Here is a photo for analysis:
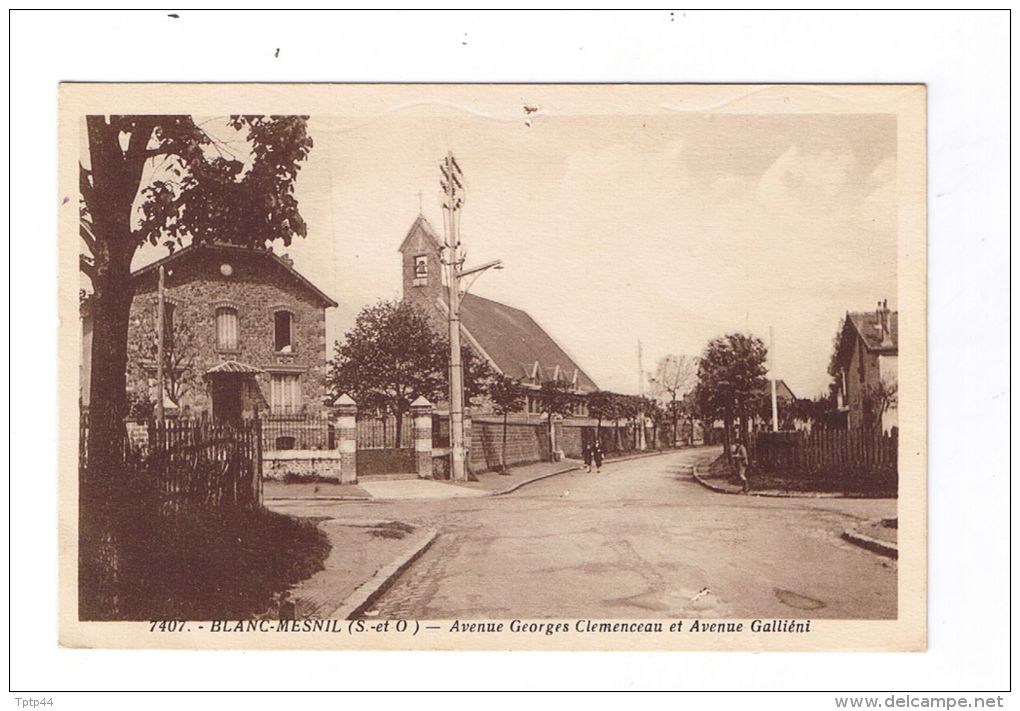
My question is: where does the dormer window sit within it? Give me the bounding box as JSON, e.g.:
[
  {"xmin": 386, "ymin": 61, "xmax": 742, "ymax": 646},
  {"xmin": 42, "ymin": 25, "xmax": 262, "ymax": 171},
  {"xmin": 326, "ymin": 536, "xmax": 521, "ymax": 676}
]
[
  {"xmin": 274, "ymin": 310, "xmax": 294, "ymax": 353},
  {"xmin": 412, "ymin": 255, "xmax": 428, "ymax": 287}
]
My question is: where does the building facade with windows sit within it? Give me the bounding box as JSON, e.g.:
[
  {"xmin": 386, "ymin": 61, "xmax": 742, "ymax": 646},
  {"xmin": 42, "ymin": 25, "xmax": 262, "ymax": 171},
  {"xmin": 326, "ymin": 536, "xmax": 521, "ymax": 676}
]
[
  {"xmin": 831, "ymin": 300, "xmax": 899, "ymax": 433},
  {"xmin": 83, "ymin": 242, "xmax": 337, "ymax": 421}
]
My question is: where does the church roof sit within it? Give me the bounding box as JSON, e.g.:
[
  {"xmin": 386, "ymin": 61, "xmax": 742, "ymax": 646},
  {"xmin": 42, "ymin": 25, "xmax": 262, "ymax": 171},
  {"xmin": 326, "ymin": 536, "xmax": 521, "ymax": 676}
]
[
  {"xmin": 458, "ymin": 293, "xmax": 598, "ymax": 392},
  {"xmin": 397, "ymin": 214, "xmax": 443, "ymax": 254}
]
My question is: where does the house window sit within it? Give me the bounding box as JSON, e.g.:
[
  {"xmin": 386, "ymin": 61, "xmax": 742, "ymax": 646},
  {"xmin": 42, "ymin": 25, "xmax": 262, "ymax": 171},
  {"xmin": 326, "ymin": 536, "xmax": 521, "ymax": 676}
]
[
  {"xmin": 215, "ymin": 307, "xmax": 239, "ymax": 352},
  {"xmin": 274, "ymin": 310, "xmax": 293, "ymax": 353},
  {"xmin": 162, "ymin": 303, "xmax": 175, "ymax": 344},
  {"xmin": 270, "ymin": 373, "xmax": 302, "ymax": 415}
]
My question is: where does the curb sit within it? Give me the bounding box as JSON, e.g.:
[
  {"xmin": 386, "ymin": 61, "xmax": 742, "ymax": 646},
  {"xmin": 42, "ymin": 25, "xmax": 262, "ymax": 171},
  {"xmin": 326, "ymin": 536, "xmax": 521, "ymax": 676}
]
[
  {"xmin": 330, "ymin": 526, "xmax": 439, "ymax": 620},
  {"xmin": 489, "ymin": 465, "xmax": 580, "ymax": 496},
  {"xmin": 690, "ymin": 467, "xmax": 890, "ymax": 500},
  {"xmin": 266, "ymin": 495, "xmax": 373, "ymax": 502},
  {"xmin": 841, "ymin": 529, "xmax": 898, "ymax": 559},
  {"xmin": 489, "ymin": 447, "xmax": 689, "ymax": 496}
]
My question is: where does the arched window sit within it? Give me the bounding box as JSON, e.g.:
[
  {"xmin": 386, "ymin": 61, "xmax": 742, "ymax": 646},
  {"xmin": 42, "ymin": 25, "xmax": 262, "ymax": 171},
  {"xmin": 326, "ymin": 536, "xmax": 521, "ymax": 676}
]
[{"xmin": 215, "ymin": 307, "xmax": 239, "ymax": 352}]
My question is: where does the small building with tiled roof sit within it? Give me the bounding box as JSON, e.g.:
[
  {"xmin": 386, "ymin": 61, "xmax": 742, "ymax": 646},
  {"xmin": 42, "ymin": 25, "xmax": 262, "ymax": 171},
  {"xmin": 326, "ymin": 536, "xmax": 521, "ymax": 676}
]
[
  {"xmin": 399, "ymin": 214, "xmax": 598, "ymax": 415},
  {"xmin": 82, "ymin": 243, "xmax": 336, "ymax": 425},
  {"xmin": 831, "ymin": 299, "xmax": 898, "ymax": 432}
]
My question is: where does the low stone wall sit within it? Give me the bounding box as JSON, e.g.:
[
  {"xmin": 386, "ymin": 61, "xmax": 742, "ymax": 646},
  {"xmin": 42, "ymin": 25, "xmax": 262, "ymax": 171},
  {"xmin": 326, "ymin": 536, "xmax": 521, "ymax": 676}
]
[{"xmin": 262, "ymin": 450, "xmax": 347, "ymax": 482}]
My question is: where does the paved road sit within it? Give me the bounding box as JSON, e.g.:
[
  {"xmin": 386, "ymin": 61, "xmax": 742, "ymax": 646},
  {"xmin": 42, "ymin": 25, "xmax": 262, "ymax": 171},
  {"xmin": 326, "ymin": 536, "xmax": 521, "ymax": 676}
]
[{"xmin": 272, "ymin": 448, "xmax": 897, "ymax": 620}]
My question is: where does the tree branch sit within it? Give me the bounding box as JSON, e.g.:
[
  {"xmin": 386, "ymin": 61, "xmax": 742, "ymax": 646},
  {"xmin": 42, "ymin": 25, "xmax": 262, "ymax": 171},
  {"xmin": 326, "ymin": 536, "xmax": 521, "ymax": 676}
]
[
  {"xmin": 80, "ymin": 220, "xmax": 97, "ymax": 255},
  {"xmin": 79, "ymin": 254, "xmax": 96, "ymax": 283}
]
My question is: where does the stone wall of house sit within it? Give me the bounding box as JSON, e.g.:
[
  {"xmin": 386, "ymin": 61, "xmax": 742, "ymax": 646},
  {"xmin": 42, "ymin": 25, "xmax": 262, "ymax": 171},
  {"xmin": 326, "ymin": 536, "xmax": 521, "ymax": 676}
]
[
  {"xmin": 126, "ymin": 251, "xmax": 329, "ymax": 418},
  {"xmin": 845, "ymin": 337, "xmax": 883, "ymax": 430}
]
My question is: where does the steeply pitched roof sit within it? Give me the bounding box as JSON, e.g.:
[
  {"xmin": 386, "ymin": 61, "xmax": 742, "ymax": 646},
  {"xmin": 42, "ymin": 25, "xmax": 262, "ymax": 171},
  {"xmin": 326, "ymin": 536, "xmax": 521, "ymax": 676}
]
[
  {"xmin": 131, "ymin": 243, "xmax": 338, "ymax": 308},
  {"xmin": 833, "ymin": 308, "xmax": 899, "ymax": 369},
  {"xmin": 847, "ymin": 310, "xmax": 899, "ymax": 353},
  {"xmin": 457, "ymin": 293, "xmax": 598, "ymax": 392},
  {"xmin": 397, "ymin": 214, "xmax": 443, "ymax": 254},
  {"xmin": 757, "ymin": 379, "xmax": 797, "ymax": 402}
]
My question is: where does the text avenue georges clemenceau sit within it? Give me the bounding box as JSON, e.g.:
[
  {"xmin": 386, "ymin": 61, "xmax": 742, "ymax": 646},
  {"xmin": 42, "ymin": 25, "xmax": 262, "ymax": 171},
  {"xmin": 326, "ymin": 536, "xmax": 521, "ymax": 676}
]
[{"xmin": 156, "ymin": 619, "xmax": 813, "ymax": 636}]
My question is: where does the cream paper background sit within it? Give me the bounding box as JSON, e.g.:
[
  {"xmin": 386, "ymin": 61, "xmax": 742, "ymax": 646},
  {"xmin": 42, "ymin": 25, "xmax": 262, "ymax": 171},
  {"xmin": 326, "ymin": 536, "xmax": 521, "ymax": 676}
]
[{"xmin": 58, "ymin": 83, "xmax": 926, "ymax": 652}]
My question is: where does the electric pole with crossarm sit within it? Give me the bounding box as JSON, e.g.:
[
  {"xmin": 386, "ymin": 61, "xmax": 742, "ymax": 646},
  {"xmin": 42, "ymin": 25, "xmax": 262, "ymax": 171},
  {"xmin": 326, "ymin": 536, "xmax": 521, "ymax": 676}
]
[{"xmin": 439, "ymin": 152, "xmax": 502, "ymax": 481}]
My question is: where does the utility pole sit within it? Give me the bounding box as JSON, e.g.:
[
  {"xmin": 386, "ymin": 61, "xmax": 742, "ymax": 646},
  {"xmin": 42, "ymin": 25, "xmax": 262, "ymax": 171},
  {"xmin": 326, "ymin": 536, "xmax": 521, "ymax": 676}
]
[
  {"xmin": 441, "ymin": 151, "xmax": 467, "ymax": 481},
  {"xmin": 439, "ymin": 152, "xmax": 502, "ymax": 481},
  {"xmin": 155, "ymin": 264, "xmax": 166, "ymax": 423},
  {"xmin": 637, "ymin": 340, "xmax": 646, "ymax": 450},
  {"xmin": 769, "ymin": 326, "xmax": 779, "ymax": 432}
]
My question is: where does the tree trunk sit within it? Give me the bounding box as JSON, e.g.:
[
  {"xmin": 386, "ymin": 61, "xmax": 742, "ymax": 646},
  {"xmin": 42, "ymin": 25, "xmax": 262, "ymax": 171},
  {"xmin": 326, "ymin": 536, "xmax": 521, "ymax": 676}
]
[
  {"xmin": 394, "ymin": 405, "xmax": 405, "ymax": 449},
  {"xmin": 722, "ymin": 406, "xmax": 733, "ymax": 463},
  {"xmin": 86, "ymin": 246, "xmax": 135, "ymax": 481},
  {"xmin": 671, "ymin": 395, "xmax": 678, "ymax": 448},
  {"xmin": 501, "ymin": 411, "xmax": 508, "ymax": 471}
]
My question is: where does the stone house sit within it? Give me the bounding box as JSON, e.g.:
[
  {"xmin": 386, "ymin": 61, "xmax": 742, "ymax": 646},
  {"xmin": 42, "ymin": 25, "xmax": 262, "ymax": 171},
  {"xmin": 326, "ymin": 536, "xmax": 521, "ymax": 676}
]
[
  {"xmin": 398, "ymin": 214, "xmax": 598, "ymax": 418},
  {"xmin": 831, "ymin": 300, "xmax": 899, "ymax": 432},
  {"xmin": 82, "ymin": 243, "xmax": 337, "ymax": 421}
]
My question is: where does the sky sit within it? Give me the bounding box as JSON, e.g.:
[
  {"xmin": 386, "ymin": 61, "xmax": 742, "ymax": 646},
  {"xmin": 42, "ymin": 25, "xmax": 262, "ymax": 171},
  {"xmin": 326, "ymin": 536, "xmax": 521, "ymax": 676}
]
[{"xmin": 131, "ymin": 92, "xmax": 898, "ymax": 399}]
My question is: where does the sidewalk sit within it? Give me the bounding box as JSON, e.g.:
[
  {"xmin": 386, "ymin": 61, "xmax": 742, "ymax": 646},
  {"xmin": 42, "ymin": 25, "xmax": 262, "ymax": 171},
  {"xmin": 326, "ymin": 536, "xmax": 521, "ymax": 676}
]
[
  {"xmin": 275, "ymin": 517, "xmax": 437, "ymax": 619},
  {"xmin": 264, "ymin": 459, "xmax": 578, "ymax": 501}
]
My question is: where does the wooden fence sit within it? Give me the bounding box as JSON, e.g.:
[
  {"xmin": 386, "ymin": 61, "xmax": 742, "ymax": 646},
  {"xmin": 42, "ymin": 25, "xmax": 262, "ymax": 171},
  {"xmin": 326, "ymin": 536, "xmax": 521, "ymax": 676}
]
[
  {"xmin": 752, "ymin": 429, "xmax": 897, "ymax": 482},
  {"xmin": 79, "ymin": 415, "xmax": 263, "ymax": 511}
]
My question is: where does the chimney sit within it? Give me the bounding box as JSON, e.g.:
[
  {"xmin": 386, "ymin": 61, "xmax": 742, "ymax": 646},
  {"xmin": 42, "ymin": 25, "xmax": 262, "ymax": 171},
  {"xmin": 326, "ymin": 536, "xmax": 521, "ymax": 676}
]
[
  {"xmin": 878, "ymin": 299, "xmax": 893, "ymax": 347},
  {"xmin": 279, "ymin": 253, "xmax": 294, "ymax": 268}
]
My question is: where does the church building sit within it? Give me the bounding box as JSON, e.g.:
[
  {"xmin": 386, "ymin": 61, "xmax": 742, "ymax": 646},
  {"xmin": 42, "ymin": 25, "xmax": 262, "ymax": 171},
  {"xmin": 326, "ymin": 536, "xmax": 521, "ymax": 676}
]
[{"xmin": 398, "ymin": 215, "xmax": 598, "ymax": 416}]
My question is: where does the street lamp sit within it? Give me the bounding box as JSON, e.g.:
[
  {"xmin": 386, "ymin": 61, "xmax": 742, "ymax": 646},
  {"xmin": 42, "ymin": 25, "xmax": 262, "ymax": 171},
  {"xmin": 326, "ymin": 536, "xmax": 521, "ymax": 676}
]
[{"xmin": 440, "ymin": 151, "xmax": 503, "ymax": 482}]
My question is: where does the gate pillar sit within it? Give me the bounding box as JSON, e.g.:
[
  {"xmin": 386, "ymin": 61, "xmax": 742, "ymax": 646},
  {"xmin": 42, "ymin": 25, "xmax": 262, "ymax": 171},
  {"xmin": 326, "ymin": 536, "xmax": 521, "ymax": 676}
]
[
  {"xmin": 332, "ymin": 393, "xmax": 358, "ymax": 483},
  {"xmin": 410, "ymin": 396, "xmax": 434, "ymax": 479}
]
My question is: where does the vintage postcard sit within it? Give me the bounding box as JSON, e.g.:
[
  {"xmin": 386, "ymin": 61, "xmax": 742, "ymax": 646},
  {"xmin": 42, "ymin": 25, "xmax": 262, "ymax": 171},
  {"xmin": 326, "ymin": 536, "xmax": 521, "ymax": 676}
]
[{"xmin": 59, "ymin": 83, "xmax": 926, "ymax": 651}]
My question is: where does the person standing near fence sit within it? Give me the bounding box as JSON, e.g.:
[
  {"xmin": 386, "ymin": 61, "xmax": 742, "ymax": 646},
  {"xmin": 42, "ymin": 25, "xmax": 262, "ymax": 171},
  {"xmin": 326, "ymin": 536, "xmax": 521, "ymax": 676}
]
[
  {"xmin": 582, "ymin": 440, "xmax": 594, "ymax": 473},
  {"xmin": 733, "ymin": 437, "xmax": 749, "ymax": 493},
  {"xmin": 592, "ymin": 438, "xmax": 604, "ymax": 473}
]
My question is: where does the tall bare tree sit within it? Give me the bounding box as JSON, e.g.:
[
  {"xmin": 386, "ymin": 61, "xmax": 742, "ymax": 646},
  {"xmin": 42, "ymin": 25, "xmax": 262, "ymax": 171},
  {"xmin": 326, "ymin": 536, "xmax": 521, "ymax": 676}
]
[{"xmin": 648, "ymin": 354, "xmax": 698, "ymax": 446}]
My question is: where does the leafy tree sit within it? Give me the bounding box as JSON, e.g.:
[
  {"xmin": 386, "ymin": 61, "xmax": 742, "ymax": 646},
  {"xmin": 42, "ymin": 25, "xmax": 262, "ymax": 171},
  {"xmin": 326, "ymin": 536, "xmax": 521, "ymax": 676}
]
[
  {"xmin": 648, "ymin": 354, "xmax": 698, "ymax": 446},
  {"xmin": 695, "ymin": 333, "xmax": 769, "ymax": 461},
  {"xmin": 326, "ymin": 300, "xmax": 490, "ymax": 445},
  {"xmin": 644, "ymin": 397, "xmax": 667, "ymax": 449},
  {"xmin": 80, "ymin": 115, "xmax": 312, "ymax": 476},
  {"xmin": 487, "ymin": 374, "xmax": 527, "ymax": 473},
  {"xmin": 538, "ymin": 380, "xmax": 574, "ymax": 454},
  {"xmin": 862, "ymin": 380, "xmax": 898, "ymax": 433},
  {"xmin": 586, "ymin": 390, "xmax": 616, "ymax": 442}
]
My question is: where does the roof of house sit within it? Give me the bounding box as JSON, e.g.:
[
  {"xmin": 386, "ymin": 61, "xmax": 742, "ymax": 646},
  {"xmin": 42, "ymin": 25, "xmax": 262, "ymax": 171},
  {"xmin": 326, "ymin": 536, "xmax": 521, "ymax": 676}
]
[
  {"xmin": 456, "ymin": 293, "xmax": 598, "ymax": 392},
  {"xmin": 834, "ymin": 308, "xmax": 899, "ymax": 368},
  {"xmin": 131, "ymin": 242, "xmax": 338, "ymax": 308},
  {"xmin": 847, "ymin": 310, "xmax": 899, "ymax": 352},
  {"xmin": 757, "ymin": 379, "xmax": 797, "ymax": 402}
]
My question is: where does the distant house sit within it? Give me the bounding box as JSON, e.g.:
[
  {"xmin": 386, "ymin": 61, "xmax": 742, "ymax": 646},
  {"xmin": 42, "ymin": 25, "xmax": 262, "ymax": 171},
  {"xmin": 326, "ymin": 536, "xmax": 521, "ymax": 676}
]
[
  {"xmin": 399, "ymin": 214, "xmax": 598, "ymax": 415},
  {"xmin": 831, "ymin": 300, "xmax": 898, "ymax": 432},
  {"xmin": 753, "ymin": 379, "xmax": 798, "ymax": 430},
  {"xmin": 81, "ymin": 243, "xmax": 337, "ymax": 421}
]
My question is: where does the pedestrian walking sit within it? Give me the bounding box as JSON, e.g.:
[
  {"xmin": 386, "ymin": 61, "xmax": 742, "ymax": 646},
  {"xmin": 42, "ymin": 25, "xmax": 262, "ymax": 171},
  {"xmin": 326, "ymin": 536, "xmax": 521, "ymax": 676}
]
[
  {"xmin": 582, "ymin": 440, "xmax": 594, "ymax": 473},
  {"xmin": 733, "ymin": 438, "xmax": 749, "ymax": 493},
  {"xmin": 592, "ymin": 439, "xmax": 604, "ymax": 473}
]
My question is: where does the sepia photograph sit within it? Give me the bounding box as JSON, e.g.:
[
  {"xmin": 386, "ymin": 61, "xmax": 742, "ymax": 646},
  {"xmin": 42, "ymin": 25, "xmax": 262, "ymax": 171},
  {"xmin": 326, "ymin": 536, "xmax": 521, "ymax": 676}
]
[{"xmin": 59, "ymin": 82, "xmax": 926, "ymax": 651}]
